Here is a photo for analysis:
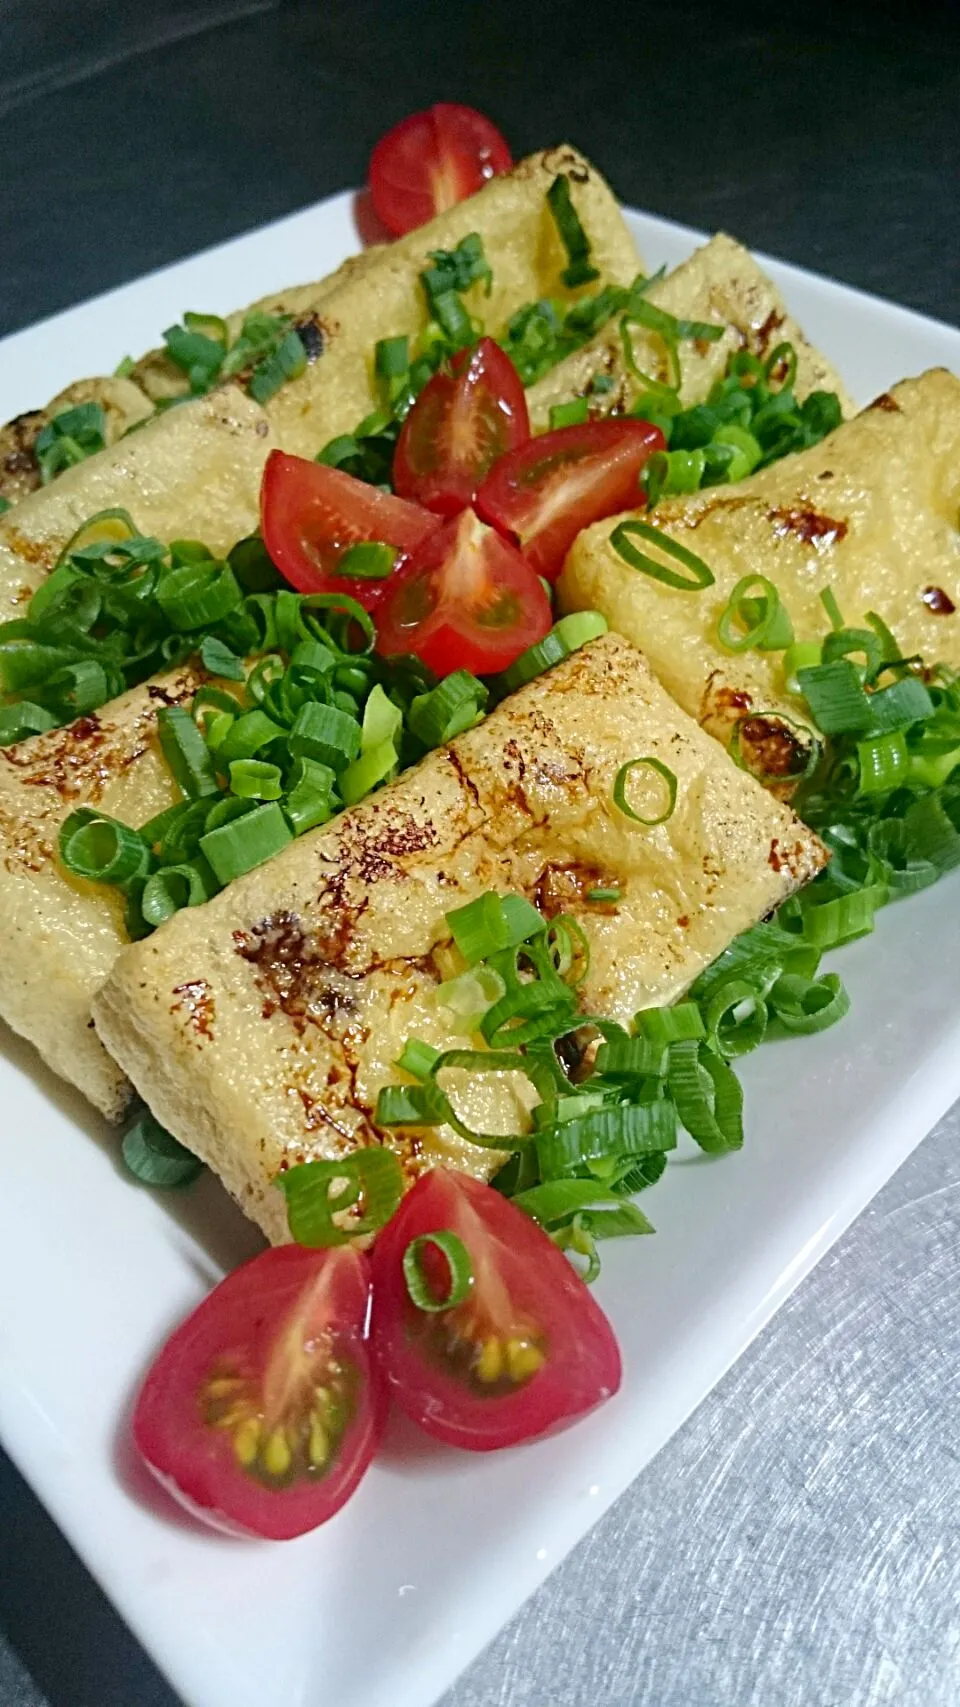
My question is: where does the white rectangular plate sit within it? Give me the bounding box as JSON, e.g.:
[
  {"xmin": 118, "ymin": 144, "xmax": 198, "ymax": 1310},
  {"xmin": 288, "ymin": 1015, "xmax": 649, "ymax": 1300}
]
[{"xmin": 1, "ymin": 192, "xmax": 959, "ymax": 1707}]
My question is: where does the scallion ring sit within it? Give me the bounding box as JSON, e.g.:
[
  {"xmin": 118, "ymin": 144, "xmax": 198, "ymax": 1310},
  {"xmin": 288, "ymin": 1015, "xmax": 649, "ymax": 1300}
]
[
  {"xmin": 403, "ymin": 1230, "xmax": 474, "ymax": 1312},
  {"xmin": 613, "ymin": 757, "xmax": 678, "ymax": 826}
]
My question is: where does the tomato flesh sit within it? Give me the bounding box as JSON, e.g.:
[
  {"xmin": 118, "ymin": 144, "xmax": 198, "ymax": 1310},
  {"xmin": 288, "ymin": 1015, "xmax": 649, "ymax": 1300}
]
[
  {"xmin": 370, "ymin": 1170, "xmax": 622, "ymax": 1451},
  {"xmin": 369, "ymin": 105, "xmax": 513, "ymax": 238},
  {"xmin": 134, "ymin": 1244, "xmax": 383, "ymax": 1540},
  {"xmin": 476, "ymin": 418, "xmax": 666, "ymax": 581},
  {"xmin": 393, "ymin": 339, "xmax": 530, "ymax": 518},
  {"xmin": 260, "ymin": 450, "xmax": 441, "ymax": 612},
  {"xmin": 374, "ymin": 506, "xmax": 552, "ymax": 677}
]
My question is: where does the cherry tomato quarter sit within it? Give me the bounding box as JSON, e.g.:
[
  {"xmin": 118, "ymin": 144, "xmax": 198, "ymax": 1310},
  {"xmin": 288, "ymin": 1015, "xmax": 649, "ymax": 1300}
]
[
  {"xmin": 260, "ymin": 451, "xmax": 440, "ymax": 611},
  {"xmin": 369, "ymin": 105, "xmax": 512, "ymax": 237},
  {"xmin": 373, "ymin": 506, "xmax": 552, "ymax": 677},
  {"xmin": 393, "ymin": 339, "xmax": 530, "ymax": 518},
  {"xmin": 133, "ymin": 1244, "xmax": 383, "ymax": 1540},
  {"xmin": 476, "ymin": 417, "xmax": 666, "ymax": 581},
  {"xmin": 370, "ymin": 1169, "xmax": 622, "ymax": 1451}
]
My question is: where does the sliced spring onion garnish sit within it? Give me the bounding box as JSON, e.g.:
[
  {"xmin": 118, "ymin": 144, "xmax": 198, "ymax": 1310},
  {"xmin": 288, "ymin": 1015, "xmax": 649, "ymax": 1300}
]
[
  {"xmin": 199, "ymin": 801, "xmax": 293, "ymax": 883},
  {"xmin": 609, "ymin": 520, "xmax": 715, "ymax": 590},
  {"xmin": 278, "ymin": 1149, "xmax": 404, "ymax": 1247},
  {"xmin": 668, "ymin": 1039, "xmax": 743, "ymax": 1154},
  {"xmin": 409, "ymin": 670, "xmax": 488, "ymax": 745},
  {"xmin": 613, "ymin": 757, "xmax": 678, "ymax": 826},
  {"xmin": 546, "ymin": 173, "xmax": 601, "ymax": 289},
  {"xmin": 333, "ymin": 541, "xmax": 398, "ymax": 580},
  {"xmin": 549, "ymin": 397, "xmax": 590, "ymax": 430},
  {"xmin": 717, "ymin": 574, "xmax": 794, "ymax": 653},
  {"xmin": 60, "ymin": 810, "xmax": 149, "ymax": 886},
  {"xmin": 796, "ymin": 660, "xmax": 874, "ymax": 735},
  {"xmin": 122, "ymin": 1110, "xmax": 203, "ymax": 1188},
  {"xmin": 494, "ymin": 611, "xmax": 607, "ymax": 697},
  {"xmin": 403, "ymin": 1231, "xmax": 474, "ymax": 1312},
  {"xmin": 447, "ymin": 891, "xmax": 545, "ymax": 966}
]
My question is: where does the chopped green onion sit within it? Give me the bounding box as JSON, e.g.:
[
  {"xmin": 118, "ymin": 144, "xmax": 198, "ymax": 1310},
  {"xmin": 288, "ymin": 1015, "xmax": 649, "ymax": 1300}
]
[
  {"xmin": 856, "ymin": 730, "xmax": 909, "ymax": 796},
  {"xmin": 546, "ymin": 174, "xmax": 600, "ymax": 288},
  {"xmin": 717, "ymin": 574, "xmax": 794, "ymax": 653},
  {"xmin": 586, "ymin": 885, "xmax": 620, "ymax": 903},
  {"xmin": 289, "ymin": 701, "xmax": 362, "ymax": 769},
  {"xmin": 339, "ymin": 737, "xmax": 398, "ymax": 805},
  {"xmin": 409, "ymin": 670, "xmax": 488, "ymax": 744},
  {"xmin": 668, "ymin": 1038, "xmax": 743, "ymax": 1154},
  {"xmin": 796, "ymin": 888, "xmax": 883, "ymax": 949},
  {"xmin": 199, "ymin": 801, "xmax": 293, "ymax": 883},
  {"xmin": 403, "ymin": 1231, "xmax": 474, "ymax": 1311},
  {"xmin": 229, "ymin": 758, "xmax": 283, "ymax": 800},
  {"xmin": 704, "ymin": 978, "xmax": 768, "ymax": 1058},
  {"xmin": 537, "ymin": 1100, "xmax": 677, "ymax": 1181},
  {"xmin": 248, "ymin": 329, "xmax": 308, "ymax": 404},
  {"xmin": 447, "ymin": 891, "xmax": 545, "ymax": 964},
  {"xmin": 613, "ymin": 757, "xmax": 678, "ymax": 826},
  {"xmin": 122, "ymin": 1110, "xmax": 204, "ymax": 1188},
  {"xmin": 783, "ymin": 641, "xmax": 822, "ymax": 695},
  {"xmin": 770, "ymin": 971, "xmax": 850, "ymax": 1034},
  {"xmin": 549, "ymin": 397, "xmax": 590, "ymax": 429},
  {"xmin": 796, "ymin": 660, "xmax": 874, "ymax": 735},
  {"xmin": 334, "ymin": 542, "xmax": 398, "ymax": 581},
  {"xmin": 820, "ymin": 587, "xmax": 845, "ymax": 631},
  {"xmin": 200, "ymin": 635, "xmax": 245, "ymax": 680},
  {"xmin": 396, "ymin": 1038, "xmax": 442, "ymax": 1079},
  {"xmin": 594, "ymin": 1036, "xmax": 668, "ymax": 1079},
  {"xmin": 635, "ymin": 1002, "xmax": 705, "ymax": 1047},
  {"xmin": 157, "ymin": 705, "xmax": 220, "ymax": 798},
  {"xmin": 278, "ymin": 1149, "xmax": 404, "ymax": 1247},
  {"xmin": 609, "ymin": 519, "xmax": 715, "ymax": 590},
  {"xmin": 285, "ymin": 756, "xmax": 337, "ymax": 835},
  {"xmin": 141, "ymin": 861, "xmax": 215, "ymax": 927},
  {"xmin": 59, "ymin": 811, "xmax": 149, "ymax": 886}
]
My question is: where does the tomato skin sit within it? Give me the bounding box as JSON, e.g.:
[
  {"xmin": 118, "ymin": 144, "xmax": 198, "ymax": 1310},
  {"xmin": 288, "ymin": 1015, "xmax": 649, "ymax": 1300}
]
[
  {"xmin": 374, "ymin": 507, "xmax": 552, "ymax": 678},
  {"xmin": 476, "ymin": 418, "xmax": 666, "ymax": 581},
  {"xmin": 370, "ymin": 1170, "xmax": 622, "ymax": 1452},
  {"xmin": 393, "ymin": 339, "xmax": 530, "ymax": 518},
  {"xmin": 133, "ymin": 1244, "xmax": 383, "ymax": 1540},
  {"xmin": 260, "ymin": 451, "xmax": 441, "ymax": 612},
  {"xmin": 369, "ymin": 105, "xmax": 513, "ymax": 237}
]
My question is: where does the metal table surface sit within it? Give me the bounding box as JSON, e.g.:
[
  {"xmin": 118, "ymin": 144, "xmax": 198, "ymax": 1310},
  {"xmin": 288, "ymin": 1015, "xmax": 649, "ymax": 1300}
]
[{"xmin": 1, "ymin": 3, "xmax": 958, "ymax": 1704}]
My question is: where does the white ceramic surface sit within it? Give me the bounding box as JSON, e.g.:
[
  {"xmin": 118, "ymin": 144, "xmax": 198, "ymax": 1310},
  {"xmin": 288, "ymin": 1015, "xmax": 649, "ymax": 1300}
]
[{"xmin": 1, "ymin": 191, "xmax": 959, "ymax": 1707}]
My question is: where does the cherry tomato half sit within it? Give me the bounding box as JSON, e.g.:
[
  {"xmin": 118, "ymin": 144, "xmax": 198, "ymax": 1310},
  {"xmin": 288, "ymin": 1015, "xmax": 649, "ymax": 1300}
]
[
  {"xmin": 134, "ymin": 1244, "xmax": 383, "ymax": 1540},
  {"xmin": 261, "ymin": 451, "xmax": 441, "ymax": 612},
  {"xmin": 393, "ymin": 338, "xmax": 530, "ymax": 518},
  {"xmin": 374, "ymin": 506, "xmax": 551, "ymax": 677},
  {"xmin": 476, "ymin": 418, "xmax": 666, "ymax": 581},
  {"xmin": 370, "ymin": 1169, "xmax": 621, "ymax": 1450},
  {"xmin": 369, "ymin": 105, "xmax": 513, "ymax": 238}
]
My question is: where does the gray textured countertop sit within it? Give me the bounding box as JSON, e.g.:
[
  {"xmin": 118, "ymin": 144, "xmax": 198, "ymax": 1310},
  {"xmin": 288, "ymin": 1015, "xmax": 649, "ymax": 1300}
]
[{"xmin": 1, "ymin": 3, "xmax": 959, "ymax": 1704}]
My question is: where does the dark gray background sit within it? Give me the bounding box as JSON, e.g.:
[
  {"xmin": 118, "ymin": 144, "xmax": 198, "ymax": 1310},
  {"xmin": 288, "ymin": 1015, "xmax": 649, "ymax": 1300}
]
[{"xmin": 2, "ymin": 2, "xmax": 959, "ymax": 1704}]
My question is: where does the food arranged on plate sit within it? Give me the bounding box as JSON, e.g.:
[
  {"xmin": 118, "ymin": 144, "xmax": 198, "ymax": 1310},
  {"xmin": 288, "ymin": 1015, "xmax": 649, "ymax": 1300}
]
[{"xmin": 1, "ymin": 104, "xmax": 958, "ymax": 1539}]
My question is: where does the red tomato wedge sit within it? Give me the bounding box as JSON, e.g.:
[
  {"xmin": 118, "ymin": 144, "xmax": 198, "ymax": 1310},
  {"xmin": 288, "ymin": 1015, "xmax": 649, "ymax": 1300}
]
[
  {"xmin": 369, "ymin": 105, "xmax": 512, "ymax": 237},
  {"xmin": 393, "ymin": 338, "xmax": 530, "ymax": 518},
  {"xmin": 370, "ymin": 1169, "xmax": 621, "ymax": 1451},
  {"xmin": 476, "ymin": 418, "xmax": 666, "ymax": 581},
  {"xmin": 374, "ymin": 507, "xmax": 551, "ymax": 677},
  {"xmin": 260, "ymin": 451, "xmax": 441, "ymax": 612},
  {"xmin": 133, "ymin": 1244, "xmax": 383, "ymax": 1540}
]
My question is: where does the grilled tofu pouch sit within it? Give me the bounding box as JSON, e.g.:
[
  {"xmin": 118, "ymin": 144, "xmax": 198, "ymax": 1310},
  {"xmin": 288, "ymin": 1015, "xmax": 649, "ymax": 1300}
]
[
  {"xmin": 0, "ymin": 145, "xmax": 640, "ymax": 525},
  {"xmin": 0, "ymin": 158, "xmax": 850, "ymax": 1120},
  {"xmin": 559, "ymin": 369, "xmax": 960, "ymax": 759},
  {"xmin": 0, "ymin": 664, "xmax": 203, "ymax": 1118},
  {"xmin": 93, "ymin": 634, "xmax": 826, "ymax": 1244},
  {"xmin": 528, "ymin": 231, "xmax": 855, "ymax": 431}
]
